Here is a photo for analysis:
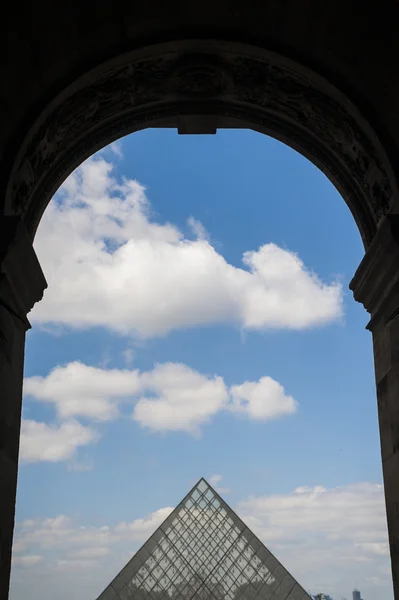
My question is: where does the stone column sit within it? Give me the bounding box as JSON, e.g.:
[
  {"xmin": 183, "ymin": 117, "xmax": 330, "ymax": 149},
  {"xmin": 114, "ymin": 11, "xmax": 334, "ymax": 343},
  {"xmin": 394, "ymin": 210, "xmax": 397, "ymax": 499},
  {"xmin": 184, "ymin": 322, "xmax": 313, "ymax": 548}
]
[
  {"xmin": 350, "ymin": 214, "xmax": 399, "ymax": 600},
  {"xmin": 0, "ymin": 217, "xmax": 46, "ymax": 600}
]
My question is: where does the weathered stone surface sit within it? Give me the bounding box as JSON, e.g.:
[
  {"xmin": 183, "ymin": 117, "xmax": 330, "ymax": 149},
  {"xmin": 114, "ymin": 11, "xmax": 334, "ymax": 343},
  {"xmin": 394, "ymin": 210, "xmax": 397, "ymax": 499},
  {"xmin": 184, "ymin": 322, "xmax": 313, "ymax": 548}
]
[
  {"xmin": 4, "ymin": 43, "xmax": 397, "ymax": 246},
  {"xmin": 2, "ymin": 3, "xmax": 399, "ymax": 599},
  {"xmin": 0, "ymin": 1, "xmax": 398, "ymax": 242},
  {"xmin": 0, "ymin": 218, "xmax": 46, "ymax": 600},
  {"xmin": 351, "ymin": 215, "xmax": 399, "ymax": 599}
]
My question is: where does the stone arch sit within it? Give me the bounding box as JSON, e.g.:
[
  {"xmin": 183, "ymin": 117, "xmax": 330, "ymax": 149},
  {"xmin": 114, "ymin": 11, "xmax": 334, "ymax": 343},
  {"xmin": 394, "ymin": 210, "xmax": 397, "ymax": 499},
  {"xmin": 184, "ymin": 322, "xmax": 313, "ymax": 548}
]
[
  {"xmin": 2, "ymin": 34, "xmax": 399, "ymax": 600},
  {"xmin": 4, "ymin": 41, "xmax": 398, "ymax": 247}
]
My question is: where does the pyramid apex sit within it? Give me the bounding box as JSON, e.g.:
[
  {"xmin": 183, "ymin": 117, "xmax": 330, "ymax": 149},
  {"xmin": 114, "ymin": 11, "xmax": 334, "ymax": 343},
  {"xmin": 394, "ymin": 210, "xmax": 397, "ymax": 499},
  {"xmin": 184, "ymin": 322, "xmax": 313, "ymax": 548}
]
[
  {"xmin": 96, "ymin": 477, "xmax": 312, "ymax": 600},
  {"xmin": 198, "ymin": 476, "xmax": 209, "ymax": 485}
]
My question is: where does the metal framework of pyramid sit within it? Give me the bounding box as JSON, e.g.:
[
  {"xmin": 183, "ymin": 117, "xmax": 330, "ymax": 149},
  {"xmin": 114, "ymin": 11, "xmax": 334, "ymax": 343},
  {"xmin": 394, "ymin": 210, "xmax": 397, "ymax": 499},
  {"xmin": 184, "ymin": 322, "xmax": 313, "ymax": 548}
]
[{"xmin": 97, "ymin": 478, "xmax": 312, "ymax": 600}]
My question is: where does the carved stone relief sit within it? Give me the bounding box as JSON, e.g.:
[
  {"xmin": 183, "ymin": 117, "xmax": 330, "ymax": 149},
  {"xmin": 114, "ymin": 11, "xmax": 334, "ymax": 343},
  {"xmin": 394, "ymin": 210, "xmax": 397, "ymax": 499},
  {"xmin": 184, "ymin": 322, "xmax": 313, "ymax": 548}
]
[{"xmin": 5, "ymin": 41, "xmax": 397, "ymax": 245}]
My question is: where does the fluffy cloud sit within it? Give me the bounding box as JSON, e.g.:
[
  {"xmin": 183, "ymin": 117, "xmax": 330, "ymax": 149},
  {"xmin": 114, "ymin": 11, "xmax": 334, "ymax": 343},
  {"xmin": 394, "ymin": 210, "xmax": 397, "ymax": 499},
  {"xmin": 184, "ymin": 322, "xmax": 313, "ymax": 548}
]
[
  {"xmin": 237, "ymin": 483, "xmax": 392, "ymax": 597},
  {"xmin": 24, "ymin": 362, "xmax": 140, "ymax": 422},
  {"xmin": 13, "ymin": 508, "xmax": 173, "ymax": 557},
  {"xmin": 114, "ymin": 507, "xmax": 174, "ymax": 538},
  {"xmin": 31, "ymin": 156, "xmax": 343, "ymax": 338},
  {"xmin": 134, "ymin": 363, "xmax": 228, "ymax": 433},
  {"xmin": 19, "ymin": 420, "xmax": 98, "ymax": 463},
  {"xmin": 208, "ymin": 474, "xmax": 231, "ymax": 494},
  {"xmin": 238, "ymin": 483, "xmax": 388, "ymax": 548},
  {"xmin": 10, "ymin": 483, "xmax": 392, "ymax": 600},
  {"xmin": 12, "ymin": 555, "xmax": 43, "ymax": 567},
  {"xmin": 67, "ymin": 547, "xmax": 110, "ymax": 559},
  {"xmin": 108, "ymin": 141, "xmax": 123, "ymax": 158},
  {"xmin": 24, "ymin": 361, "xmax": 297, "ymax": 435},
  {"xmin": 229, "ymin": 376, "xmax": 297, "ymax": 420}
]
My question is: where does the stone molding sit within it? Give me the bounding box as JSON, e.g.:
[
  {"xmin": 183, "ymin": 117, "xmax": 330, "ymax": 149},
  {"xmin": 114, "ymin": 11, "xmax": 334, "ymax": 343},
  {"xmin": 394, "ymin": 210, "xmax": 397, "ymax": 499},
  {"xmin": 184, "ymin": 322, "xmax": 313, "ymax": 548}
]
[
  {"xmin": 4, "ymin": 41, "xmax": 398, "ymax": 247},
  {"xmin": 0, "ymin": 217, "xmax": 47, "ymax": 328},
  {"xmin": 350, "ymin": 214, "xmax": 399, "ymax": 328}
]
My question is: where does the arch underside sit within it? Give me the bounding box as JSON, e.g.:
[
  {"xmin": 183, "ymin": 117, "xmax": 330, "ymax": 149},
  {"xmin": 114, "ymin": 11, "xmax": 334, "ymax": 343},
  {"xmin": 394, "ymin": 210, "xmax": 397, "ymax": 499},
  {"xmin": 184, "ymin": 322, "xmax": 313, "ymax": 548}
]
[
  {"xmin": 5, "ymin": 41, "xmax": 397, "ymax": 247},
  {"xmin": 1, "ymin": 22, "xmax": 399, "ymax": 600}
]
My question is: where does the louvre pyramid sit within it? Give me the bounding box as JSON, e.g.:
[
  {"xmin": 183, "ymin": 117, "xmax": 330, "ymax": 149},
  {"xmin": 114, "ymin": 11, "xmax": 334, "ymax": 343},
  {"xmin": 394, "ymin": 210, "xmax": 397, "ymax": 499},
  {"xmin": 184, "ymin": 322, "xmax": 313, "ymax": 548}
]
[{"xmin": 97, "ymin": 478, "xmax": 312, "ymax": 600}]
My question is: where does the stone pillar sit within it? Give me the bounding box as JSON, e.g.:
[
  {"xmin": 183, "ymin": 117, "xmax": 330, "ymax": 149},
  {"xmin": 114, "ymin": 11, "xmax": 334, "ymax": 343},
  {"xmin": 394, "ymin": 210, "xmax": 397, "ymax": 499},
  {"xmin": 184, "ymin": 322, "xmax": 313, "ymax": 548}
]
[
  {"xmin": 0, "ymin": 217, "xmax": 46, "ymax": 600},
  {"xmin": 350, "ymin": 214, "xmax": 399, "ymax": 600}
]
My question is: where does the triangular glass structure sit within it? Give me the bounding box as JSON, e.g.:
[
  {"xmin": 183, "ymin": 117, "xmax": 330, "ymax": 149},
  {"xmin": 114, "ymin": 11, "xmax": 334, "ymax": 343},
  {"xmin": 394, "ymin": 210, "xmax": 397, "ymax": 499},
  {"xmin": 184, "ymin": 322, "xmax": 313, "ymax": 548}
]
[{"xmin": 97, "ymin": 478, "xmax": 312, "ymax": 600}]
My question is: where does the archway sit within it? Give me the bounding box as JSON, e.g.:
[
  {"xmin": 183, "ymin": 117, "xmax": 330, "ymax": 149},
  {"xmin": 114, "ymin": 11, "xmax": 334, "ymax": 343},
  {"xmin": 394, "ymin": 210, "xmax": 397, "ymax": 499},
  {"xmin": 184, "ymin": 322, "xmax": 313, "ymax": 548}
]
[
  {"xmin": 5, "ymin": 42, "xmax": 398, "ymax": 244},
  {"xmin": 1, "ymin": 39, "xmax": 399, "ymax": 600}
]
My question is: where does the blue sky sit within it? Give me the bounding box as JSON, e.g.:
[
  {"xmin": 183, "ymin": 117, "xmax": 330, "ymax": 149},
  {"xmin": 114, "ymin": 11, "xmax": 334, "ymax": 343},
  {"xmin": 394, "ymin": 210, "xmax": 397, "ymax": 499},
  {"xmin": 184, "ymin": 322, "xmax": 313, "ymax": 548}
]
[{"xmin": 10, "ymin": 130, "xmax": 392, "ymax": 600}]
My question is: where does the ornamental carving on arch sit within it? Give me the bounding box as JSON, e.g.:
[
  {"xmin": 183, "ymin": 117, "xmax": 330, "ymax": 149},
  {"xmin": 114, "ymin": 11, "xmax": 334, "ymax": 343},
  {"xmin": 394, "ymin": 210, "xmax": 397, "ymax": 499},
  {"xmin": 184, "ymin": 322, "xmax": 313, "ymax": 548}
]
[{"xmin": 6, "ymin": 43, "xmax": 396, "ymax": 245}]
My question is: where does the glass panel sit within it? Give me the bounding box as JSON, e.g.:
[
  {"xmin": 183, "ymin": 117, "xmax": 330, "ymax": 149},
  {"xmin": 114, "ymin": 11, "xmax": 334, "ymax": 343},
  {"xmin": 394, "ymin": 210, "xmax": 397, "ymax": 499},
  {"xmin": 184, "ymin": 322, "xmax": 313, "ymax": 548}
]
[
  {"xmin": 286, "ymin": 584, "xmax": 309, "ymax": 600},
  {"xmin": 95, "ymin": 480, "xmax": 312, "ymax": 600},
  {"xmin": 197, "ymin": 480, "xmax": 208, "ymax": 493},
  {"xmin": 273, "ymin": 565, "xmax": 288, "ymax": 584},
  {"xmin": 96, "ymin": 587, "xmax": 118, "ymax": 600},
  {"xmin": 272, "ymin": 574, "xmax": 296, "ymax": 600}
]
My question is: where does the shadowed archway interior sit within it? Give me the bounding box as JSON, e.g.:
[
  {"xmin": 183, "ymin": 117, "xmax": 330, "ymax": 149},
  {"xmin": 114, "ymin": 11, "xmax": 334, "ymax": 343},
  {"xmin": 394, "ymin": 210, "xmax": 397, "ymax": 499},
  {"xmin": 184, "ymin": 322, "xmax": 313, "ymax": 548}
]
[
  {"xmin": 5, "ymin": 41, "xmax": 399, "ymax": 247},
  {"xmin": 2, "ymin": 4, "xmax": 399, "ymax": 599}
]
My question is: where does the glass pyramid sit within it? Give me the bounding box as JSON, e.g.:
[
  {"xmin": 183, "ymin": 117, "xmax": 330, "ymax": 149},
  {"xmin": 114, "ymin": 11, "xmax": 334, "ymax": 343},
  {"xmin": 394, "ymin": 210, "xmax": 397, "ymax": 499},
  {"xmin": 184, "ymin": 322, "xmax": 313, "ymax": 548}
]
[{"xmin": 97, "ymin": 478, "xmax": 312, "ymax": 600}]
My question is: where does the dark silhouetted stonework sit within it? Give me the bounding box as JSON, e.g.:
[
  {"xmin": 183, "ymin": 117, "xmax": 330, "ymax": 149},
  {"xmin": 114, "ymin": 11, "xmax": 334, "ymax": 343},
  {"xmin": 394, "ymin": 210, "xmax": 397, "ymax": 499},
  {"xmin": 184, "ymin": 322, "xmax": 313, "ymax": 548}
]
[
  {"xmin": 2, "ymin": 2, "xmax": 399, "ymax": 598},
  {"xmin": 0, "ymin": 218, "xmax": 46, "ymax": 600}
]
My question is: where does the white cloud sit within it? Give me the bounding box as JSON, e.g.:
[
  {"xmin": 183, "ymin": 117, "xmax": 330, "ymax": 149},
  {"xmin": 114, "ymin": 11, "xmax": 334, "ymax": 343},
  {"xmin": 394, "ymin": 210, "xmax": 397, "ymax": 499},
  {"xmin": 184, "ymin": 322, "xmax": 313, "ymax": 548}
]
[
  {"xmin": 122, "ymin": 345, "xmax": 136, "ymax": 366},
  {"xmin": 187, "ymin": 216, "xmax": 209, "ymax": 240},
  {"xmin": 10, "ymin": 507, "xmax": 175, "ymax": 600},
  {"xmin": 68, "ymin": 547, "xmax": 110, "ymax": 559},
  {"xmin": 229, "ymin": 376, "xmax": 297, "ymax": 420},
  {"xmin": 66, "ymin": 458, "xmax": 94, "ymax": 472},
  {"xmin": 209, "ymin": 474, "xmax": 223, "ymax": 485},
  {"xmin": 114, "ymin": 507, "xmax": 174, "ymax": 538},
  {"xmin": 12, "ymin": 555, "xmax": 43, "ymax": 567},
  {"xmin": 31, "ymin": 156, "xmax": 343, "ymax": 338},
  {"xmin": 134, "ymin": 362, "xmax": 228, "ymax": 434},
  {"xmin": 24, "ymin": 362, "xmax": 141, "ymax": 422},
  {"xmin": 19, "ymin": 419, "xmax": 98, "ymax": 463},
  {"xmin": 24, "ymin": 361, "xmax": 297, "ymax": 434},
  {"xmin": 13, "ymin": 507, "xmax": 173, "ymax": 557},
  {"xmin": 10, "ymin": 483, "xmax": 392, "ymax": 600},
  {"xmin": 355, "ymin": 542, "xmax": 390, "ymax": 556},
  {"xmin": 208, "ymin": 474, "xmax": 231, "ymax": 494},
  {"xmin": 237, "ymin": 482, "xmax": 392, "ymax": 598},
  {"xmin": 108, "ymin": 141, "xmax": 123, "ymax": 158}
]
